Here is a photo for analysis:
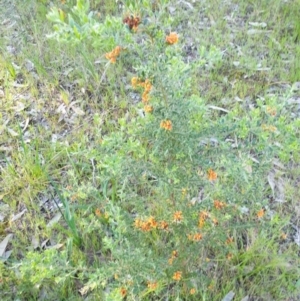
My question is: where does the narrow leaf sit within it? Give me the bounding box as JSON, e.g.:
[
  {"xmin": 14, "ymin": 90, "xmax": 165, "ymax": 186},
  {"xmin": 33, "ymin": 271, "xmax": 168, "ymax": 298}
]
[{"xmin": 0, "ymin": 234, "xmax": 13, "ymax": 257}]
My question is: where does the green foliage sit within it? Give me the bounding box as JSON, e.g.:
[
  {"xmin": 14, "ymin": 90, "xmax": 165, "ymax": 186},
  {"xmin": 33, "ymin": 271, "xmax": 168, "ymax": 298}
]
[{"xmin": 47, "ymin": 0, "xmax": 133, "ymax": 50}]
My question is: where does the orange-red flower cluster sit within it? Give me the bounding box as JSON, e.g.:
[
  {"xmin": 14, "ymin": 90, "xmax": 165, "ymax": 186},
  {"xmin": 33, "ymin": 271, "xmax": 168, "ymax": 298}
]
[
  {"xmin": 147, "ymin": 281, "xmax": 158, "ymax": 290},
  {"xmin": 198, "ymin": 211, "xmax": 209, "ymax": 228},
  {"xmin": 160, "ymin": 120, "xmax": 172, "ymax": 131},
  {"xmin": 213, "ymin": 200, "xmax": 226, "ymax": 210},
  {"xmin": 123, "ymin": 15, "xmax": 141, "ymax": 32},
  {"xmin": 105, "ymin": 46, "xmax": 122, "ymax": 63},
  {"xmin": 159, "ymin": 220, "xmax": 169, "ymax": 230},
  {"xmin": 134, "ymin": 216, "xmax": 170, "ymax": 232},
  {"xmin": 144, "ymin": 104, "xmax": 153, "ymax": 113},
  {"xmin": 173, "ymin": 211, "xmax": 183, "ymax": 223},
  {"xmin": 257, "ymin": 208, "xmax": 265, "ymax": 219},
  {"xmin": 131, "ymin": 77, "xmax": 153, "ymax": 113},
  {"xmin": 131, "ymin": 78, "xmax": 152, "ymax": 94},
  {"xmin": 120, "ymin": 287, "xmax": 127, "ymax": 297},
  {"xmin": 168, "ymin": 250, "xmax": 178, "ymax": 265},
  {"xmin": 262, "ymin": 124, "xmax": 277, "ymax": 132},
  {"xmin": 172, "ymin": 271, "xmax": 182, "ymax": 281},
  {"xmin": 266, "ymin": 106, "xmax": 277, "ymax": 116},
  {"xmin": 226, "ymin": 237, "xmax": 234, "ymax": 244},
  {"xmin": 166, "ymin": 32, "xmax": 179, "ymax": 45},
  {"xmin": 187, "ymin": 232, "xmax": 203, "ymax": 242},
  {"xmin": 134, "ymin": 216, "xmax": 158, "ymax": 231},
  {"xmin": 207, "ymin": 169, "xmax": 217, "ymax": 181}
]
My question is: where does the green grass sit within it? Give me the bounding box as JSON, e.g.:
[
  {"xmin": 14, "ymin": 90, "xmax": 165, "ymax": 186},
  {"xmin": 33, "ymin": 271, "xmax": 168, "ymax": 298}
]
[{"xmin": 0, "ymin": 0, "xmax": 300, "ymax": 300}]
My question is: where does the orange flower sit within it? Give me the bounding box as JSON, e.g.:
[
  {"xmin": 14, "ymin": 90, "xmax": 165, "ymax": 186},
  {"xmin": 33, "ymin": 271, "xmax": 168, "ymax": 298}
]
[
  {"xmin": 212, "ymin": 217, "xmax": 218, "ymax": 225},
  {"xmin": 261, "ymin": 124, "xmax": 277, "ymax": 132},
  {"xmin": 95, "ymin": 208, "xmax": 102, "ymax": 217},
  {"xmin": 198, "ymin": 210, "xmax": 209, "ymax": 228},
  {"xmin": 143, "ymin": 79, "xmax": 152, "ymax": 93},
  {"xmin": 142, "ymin": 91, "xmax": 150, "ymax": 103},
  {"xmin": 134, "ymin": 218, "xmax": 143, "ymax": 229},
  {"xmin": 141, "ymin": 222, "xmax": 151, "ymax": 231},
  {"xmin": 199, "ymin": 211, "xmax": 209, "ymax": 220},
  {"xmin": 166, "ymin": 32, "xmax": 179, "ymax": 45},
  {"xmin": 144, "ymin": 105, "xmax": 153, "ymax": 113},
  {"xmin": 280, "ymin": 232, "xmax": 287, "ymax": 240},
  {"xmin": 168, "ymin": 250, "xmax": 178, "ymax": 265},
  {"xmin": 193, "ymin": 233, "xmax": 203, "ymax": 241},
  {"xmin": 190, "ymin": 288, "xmax": 196, "ymax": 295},
  {"xmin": 134, "ymin": 216, "xmax": 158, "ymax": 231},
  {"xmin": 147, "ymin": 281, "xmax": 158, "ymax": 290},
  {"xmin": 226, "ymin": 237, "xmax": 234, "ymax": 244},
  {"xmin": 188, "ymin": 233, "xmax": 203, "ymax": 241},
  {"xmin": 159, "ymin": 220, "xmax": 169, "ymax": 230},
  {"xmin": 257, "ymin": 208, "xmax": 265, "ymax": 219},
  {"xmin": 207, "ymin": 169, "xmax": 217, "ymax": 181},
  {"xmin": 131, "ymin": 77, "xmax": 140, "ymax": 88},
  {"xmin": 187, "ymin": 233, "xmax": 193, "ymax": 241},
  {"xmin": 173, "ymin": 211, "xmax": 183, "ymax": 223},
  {"xmin": 213, "ymin": 200, "xmax": 226, "ymax": 210},
  {"xmin": 147, "ymin": 216, "xmax": 158, "ymax": 229},
  {"xmin": 168, "ymin": 257, "xmax": 174, "ymax": 265},
  {"xmin": 172, "ymin": 271, "xmax": 182, "ymax": 281},
  {"xmin": 105, "ymin": 46, "xmax": 122, "ymax": 63},
  {"xmin": 120, "ymin": 287, "xmax": 127, "ymax": 297},
  {"xmin": 160, "ymin": 120, "xmax": 172, "ymax": 131},
  {"xmin": 123, "ymin": 15, "xmax": 141, "ymax": 31},
  {"xmin": 266, "ymin": 106, "xmax": 277, "ymax": 116},
  {"xmin": 208, "ymin": 283, "xmax": 214, "ymax": 291}
]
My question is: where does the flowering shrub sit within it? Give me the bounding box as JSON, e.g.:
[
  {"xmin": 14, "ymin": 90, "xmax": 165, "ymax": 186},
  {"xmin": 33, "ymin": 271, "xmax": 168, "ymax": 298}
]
[{"xmin": 9, "ymin": 1, "xmax": 296, "ymax": 300}]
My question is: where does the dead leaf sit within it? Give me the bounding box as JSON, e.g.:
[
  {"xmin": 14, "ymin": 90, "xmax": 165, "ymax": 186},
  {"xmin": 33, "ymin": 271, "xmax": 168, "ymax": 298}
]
[
  {"xmin": 243, "ymin": 164, "xmax": 252, "ymax": 174},
  {"xmin": 267, "ymin": 171, "xmax": 275, "ymax": 196},
  {"xmin": 272, "ymin": 159, "xmax": 285, "ymax": 170},
  {"xmin": 48, "ymin": 243, "xmax": 64, "ymax": 250},
  {"xmin": 275, "ymin": 177, "xmax": 285, "ymax": 203},
  {"xmin": 2, "ymin": 250, "xmax": 13, "ymax": 262},
  {"xmin": 249, "ymin": 156, "xmax": 260, "ymax": 164},
  {"xmin": 41, "ymin": 239, "xmax": 49, "ymax": 248},
  {"xmin": 56, "ymin": 103, "xmax": 67, "ymax": 115},
  {"xmin": 10, "ymin": 209, "xmax": 27, "ymax": 222},
  {"xmin": 0, "ymin": 202, "xmax": 10, "ymax": 222},
  {"xmin": 7, "ymin": 128, "xmax": 19, "ymax": 137},
  {"xmin": 47, "ymin": 212, "xmax": 62, "ymax": 228},
  {"xmin": 31, "ymin": 236, "xmax": 40, "ymax": 249},
  {"xmin": 221, "ymin": 291, "xmax": 235, "ymax": 301},
  {"xmin": 22, "ymin": 118, "xmax": 30, "ymax": 132},
  {"xmin": 0, "ymin": 234, "xmax": 13, "ymax": 257},
  {"xmin": 208, "ymin": 105, "xmax": 229, "ymax": 113},
  {"xmin": 291, "ymin": 225, "xmax": 300, "ymax": 246},
  {"xmin": 247, "ymin": 29, "xmax": 268, "ymax": 35},
  {"xmin": 11, "ymin": 101, "xmax": 25, "ymax": 112},
  {"xmin": 249, "ymin": 22, "xmax": 267, "ymax": 28},
  {"xmin": 71, "ymin": 106, "xmax": 85, "ymax": 116},
  {"xmin": 179, "ymin": 0, "xmax": 194, "ymax": 10}
]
